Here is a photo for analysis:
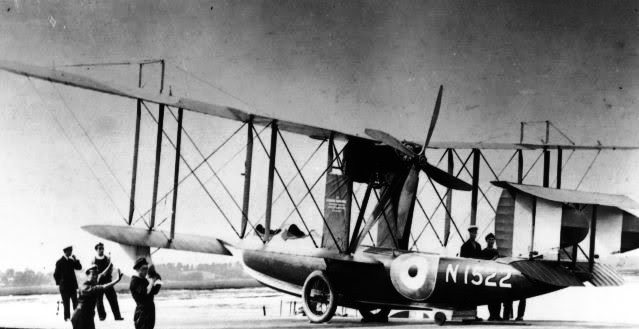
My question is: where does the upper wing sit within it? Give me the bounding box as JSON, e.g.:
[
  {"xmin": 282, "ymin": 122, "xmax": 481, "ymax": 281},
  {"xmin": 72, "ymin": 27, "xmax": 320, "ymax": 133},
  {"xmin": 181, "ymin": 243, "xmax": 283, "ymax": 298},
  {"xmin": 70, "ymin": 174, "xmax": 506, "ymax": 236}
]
[
  {"xmin": 0, "ymin": 60, "xmax": 350, "ymax": 141},
  {"xmin": 2, "ymin": 60, "xmax": 637, "ymax": 151}
]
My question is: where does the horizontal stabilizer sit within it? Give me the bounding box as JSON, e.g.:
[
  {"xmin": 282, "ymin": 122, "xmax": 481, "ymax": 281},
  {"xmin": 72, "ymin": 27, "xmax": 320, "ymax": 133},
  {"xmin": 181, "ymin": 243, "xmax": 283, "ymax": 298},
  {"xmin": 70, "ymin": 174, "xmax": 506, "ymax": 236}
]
[
  {"xmin": 509, "ymin": 260, "xmax": 624, "ymax": 287},
  {"xmin": 509, "ymin": 260, "xmax": 583, "ymax": 287},
  {"xmin": 574, "ymin": 263, "xmax": 624, "ymax": 286},
  {"xmin": 82, "ymin": 225, "xmax": 232, "ymax": 256},
  {"xmin": 492, "ymin": 182, "xmax": 639, "ymax": 217}
]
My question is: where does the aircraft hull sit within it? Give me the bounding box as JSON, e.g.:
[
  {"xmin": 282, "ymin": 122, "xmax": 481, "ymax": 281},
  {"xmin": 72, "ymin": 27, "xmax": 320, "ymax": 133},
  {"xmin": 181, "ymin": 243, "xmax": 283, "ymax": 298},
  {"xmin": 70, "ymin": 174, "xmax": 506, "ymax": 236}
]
[
  {"xmin": 239, "ymin": 247, "xmax": 563, "ymax": 310},
  {"xmin": 81, "ymin": 225, "xmax": 567, "ymax": 309}
]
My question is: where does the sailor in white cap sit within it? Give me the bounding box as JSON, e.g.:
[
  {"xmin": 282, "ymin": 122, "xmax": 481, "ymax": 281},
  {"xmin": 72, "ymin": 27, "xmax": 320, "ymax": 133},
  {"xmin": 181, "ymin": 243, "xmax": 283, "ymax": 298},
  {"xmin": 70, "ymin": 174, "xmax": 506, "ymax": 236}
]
[{"xmin": 459, "ymin": 225, "xmax": 482, "ymax": 259}]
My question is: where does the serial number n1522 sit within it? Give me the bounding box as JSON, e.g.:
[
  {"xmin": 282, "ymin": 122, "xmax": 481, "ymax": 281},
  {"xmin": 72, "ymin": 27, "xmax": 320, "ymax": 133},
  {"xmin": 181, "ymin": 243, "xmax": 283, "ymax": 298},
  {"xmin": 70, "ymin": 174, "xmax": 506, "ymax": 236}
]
[{"xmin": 445, "ymin": 263, "xmax": 512, "ymax": 288}]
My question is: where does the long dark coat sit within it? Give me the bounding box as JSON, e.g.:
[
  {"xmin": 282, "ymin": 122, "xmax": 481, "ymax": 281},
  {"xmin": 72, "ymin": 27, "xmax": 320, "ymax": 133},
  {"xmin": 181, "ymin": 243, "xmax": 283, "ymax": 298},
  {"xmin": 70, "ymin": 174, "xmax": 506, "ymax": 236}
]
[
  {"xmin": 460, "ymin": 239, "xmax": 482, "ymax": 259},
  {"xmin": 53, "ymin": 256, "xmax": 82, "ymax": 291},
  {"xmin": 130, "ymin": 275, "xmax": 162, "ymax": 329}
]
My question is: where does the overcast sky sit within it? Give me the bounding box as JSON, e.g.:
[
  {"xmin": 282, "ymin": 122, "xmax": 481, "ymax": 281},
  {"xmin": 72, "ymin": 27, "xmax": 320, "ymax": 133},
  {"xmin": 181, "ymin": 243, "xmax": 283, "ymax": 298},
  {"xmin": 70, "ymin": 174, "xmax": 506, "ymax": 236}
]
[{"xmin": 1, "ymin": 0, "xmax": 638, "ymax": 272}]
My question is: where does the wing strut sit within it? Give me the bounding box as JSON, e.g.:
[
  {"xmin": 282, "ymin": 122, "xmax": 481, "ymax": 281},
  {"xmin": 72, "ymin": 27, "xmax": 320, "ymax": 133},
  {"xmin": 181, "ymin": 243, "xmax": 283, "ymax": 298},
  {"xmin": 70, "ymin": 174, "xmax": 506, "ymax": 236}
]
[
  {"xmin": 128, "ymin": 100, "xmax": 142, "ymax": 225},
  {"xmin": 470, "ymin": 149, "xmax": 480, "ymax": 225},
  {"xmin": 149, "ymin": 104, "xmax": 165, "ymax": 229},
  {"xmin": 589, "ymin": 205, "xmax": 597, "ymax": 272},
  {"xmin": 348, "ymin": 183, "xmax": 373, "ymax": 254},
  {"xmin": 264, "ymin": 121, "xmax": 278, "ymax": 242},
  {"xmin": 169, "ymin": 108, "xmax": 184, "ymax": 240},
  {"xmin": 444, "ymin": 149, "xmax": 454, "ymax": 244},
  {"xmin": 240, "ymin": 116, "xmax": 254, "ymax": 238}
]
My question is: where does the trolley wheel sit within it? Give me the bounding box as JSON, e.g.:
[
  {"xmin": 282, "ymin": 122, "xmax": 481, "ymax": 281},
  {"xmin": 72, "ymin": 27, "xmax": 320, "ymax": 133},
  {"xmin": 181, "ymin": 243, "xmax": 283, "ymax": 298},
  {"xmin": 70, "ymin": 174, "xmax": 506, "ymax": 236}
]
[
  {"xmin": 359, "ymin": 307, "xmax": 390, "ymax": 323},
  {"xmin": 434, "ymin": 311, "xmax": 447, "ymax": 326},
  {"xmin": 301, "ymin": 270, "xmax": 337, "ymax": 323}
]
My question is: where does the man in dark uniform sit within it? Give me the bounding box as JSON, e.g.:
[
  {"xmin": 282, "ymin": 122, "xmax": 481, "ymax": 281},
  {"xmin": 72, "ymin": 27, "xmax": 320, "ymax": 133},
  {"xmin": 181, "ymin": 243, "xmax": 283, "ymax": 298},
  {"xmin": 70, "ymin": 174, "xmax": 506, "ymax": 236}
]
[
  {"xmin": 459, "ymin": 225, "xmax": 482, "ymax": 259},
  {"xmin": 93, "ymin": 242, "xmax": 123, "ymax": 321},
  {"xmin": 53, "ymin": 245, "xmax": 82, "ymax": 321},
  {"xmin": 459, "ymin": 225, "xmax": 483, "ymax": 321},
  {"xmin": 130, "ymin": 257, "xmax": 162, "ymax": 329},
  {"xmin": 481, "ymin": 233, "xmax": 499, "ymax": 260},
  {"xmin": 481, "ymin": 233, "xmax": 501, "ymax": 321},
  {"xmin": 503, "ymin": 297, "xmax": 526, "ymax": 321}
]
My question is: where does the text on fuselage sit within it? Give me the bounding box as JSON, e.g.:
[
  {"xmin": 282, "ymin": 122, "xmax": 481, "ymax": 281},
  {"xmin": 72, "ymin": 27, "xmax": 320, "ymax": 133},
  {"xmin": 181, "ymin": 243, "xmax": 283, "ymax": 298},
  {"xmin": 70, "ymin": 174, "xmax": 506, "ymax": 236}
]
[{"xmin": 445, "ymin": 263, "xmax": 512, "ymax": 288}]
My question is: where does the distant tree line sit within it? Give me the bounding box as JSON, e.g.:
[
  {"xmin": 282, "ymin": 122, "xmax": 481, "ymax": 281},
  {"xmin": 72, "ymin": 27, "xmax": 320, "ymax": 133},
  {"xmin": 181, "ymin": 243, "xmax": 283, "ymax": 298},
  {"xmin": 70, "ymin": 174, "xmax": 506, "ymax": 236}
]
[
  {"xmin": 0, "ymin": 269, "xmax": 53, "ymax": 287},
  {"xmin": 0, "ymin": 262, "xmax": 250, "ymax": 287}
]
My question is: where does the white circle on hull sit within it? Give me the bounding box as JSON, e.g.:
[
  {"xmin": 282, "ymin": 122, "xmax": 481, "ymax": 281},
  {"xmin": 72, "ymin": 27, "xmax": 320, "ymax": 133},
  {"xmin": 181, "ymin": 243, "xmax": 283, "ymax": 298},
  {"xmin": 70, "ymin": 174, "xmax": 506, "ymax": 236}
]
[{"xmin": 390, "ymin": 253, "xmax": 439, "ymax": 301}]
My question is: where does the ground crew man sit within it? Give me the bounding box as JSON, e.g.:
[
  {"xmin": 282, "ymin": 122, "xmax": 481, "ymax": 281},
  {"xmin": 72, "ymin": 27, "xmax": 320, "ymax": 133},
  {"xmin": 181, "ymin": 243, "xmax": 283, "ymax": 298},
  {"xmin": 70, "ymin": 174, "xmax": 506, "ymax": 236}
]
[
  {"xmin": 503, "ymin": 299, "xmax": 526, "ymax": 321},
  {"xmin": 130, "ymin": 257, "xmax": 163, "ymax": 329},
  {"xmin": 93, "ymin": 242, "xmax": 123, "ymax": 321},
  {"xmin": 71, "ymin": 265, "xmax": 123, "ymax": 329},
  {"xmin": 459, "ymin": 225, "xmax": 482, "ymax": 259},
  {"xmin": 481, "ymin": 233, "xmax": 499, "ymax": 260},
  {"xmin": 481, "ymin": 233, "xmax": 502, "ymax": 321},
  {"xmin": 459, "ymin": 225, "xmax": 483, "ymax": 321},
  {"xmin": 53, "ymin": 245, "xmax": 82, "ymax": 321}
]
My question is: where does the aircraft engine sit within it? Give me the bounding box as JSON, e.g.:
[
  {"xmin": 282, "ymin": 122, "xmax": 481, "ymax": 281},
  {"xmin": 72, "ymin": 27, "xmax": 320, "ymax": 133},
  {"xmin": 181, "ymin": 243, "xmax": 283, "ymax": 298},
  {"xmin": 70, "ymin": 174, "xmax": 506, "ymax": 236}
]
[
  {"xmin": 389, "ymin": 253, "xmax": 439, "ymax": 301},
  {"xmin": 342, "ymin": 140, "xmax": 405, "ymax": 184}
]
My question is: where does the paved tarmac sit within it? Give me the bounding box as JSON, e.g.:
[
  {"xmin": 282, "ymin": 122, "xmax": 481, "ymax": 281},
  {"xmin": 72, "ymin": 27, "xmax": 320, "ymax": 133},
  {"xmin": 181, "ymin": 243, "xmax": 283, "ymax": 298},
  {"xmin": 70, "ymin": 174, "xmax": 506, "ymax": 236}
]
[
  {"xmin": 0, "ymin": 286, "xmax": 637, "ymax": 329},
  {"xmin": 1, "ymin": 318, "xmax": 638, "ymax": 329}
]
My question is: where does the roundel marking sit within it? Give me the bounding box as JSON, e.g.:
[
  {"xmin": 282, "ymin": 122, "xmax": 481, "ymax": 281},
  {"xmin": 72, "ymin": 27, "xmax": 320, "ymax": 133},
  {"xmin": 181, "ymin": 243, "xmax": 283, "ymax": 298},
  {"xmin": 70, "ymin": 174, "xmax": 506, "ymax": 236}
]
[{"xmin": 390, "ymin": 253, "xmax": 439, "ymax": 301}]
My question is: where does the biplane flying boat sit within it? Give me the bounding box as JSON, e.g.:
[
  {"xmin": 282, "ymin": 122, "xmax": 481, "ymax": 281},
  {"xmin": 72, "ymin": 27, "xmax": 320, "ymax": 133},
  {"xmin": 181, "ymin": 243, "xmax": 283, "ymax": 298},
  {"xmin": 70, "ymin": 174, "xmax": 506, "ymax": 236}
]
[{"xmin": 2, "ymin": 60, "xmax": 639, "ymax": 325}]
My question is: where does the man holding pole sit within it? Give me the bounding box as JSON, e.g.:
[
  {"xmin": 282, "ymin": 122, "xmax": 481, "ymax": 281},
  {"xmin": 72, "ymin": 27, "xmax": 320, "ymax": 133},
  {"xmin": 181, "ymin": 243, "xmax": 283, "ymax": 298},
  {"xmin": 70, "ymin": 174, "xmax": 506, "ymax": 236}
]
[{"xmin": 93, "ymin": 242, "xmax": 123, "ymax": 321}]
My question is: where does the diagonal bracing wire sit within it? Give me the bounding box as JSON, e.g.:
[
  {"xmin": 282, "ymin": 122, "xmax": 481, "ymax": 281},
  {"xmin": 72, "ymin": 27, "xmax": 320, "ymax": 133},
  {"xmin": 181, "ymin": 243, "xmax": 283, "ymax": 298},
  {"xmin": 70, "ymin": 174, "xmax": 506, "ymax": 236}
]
[
  {"xmin": 251, "ymin": 124, "xmax": 320, "ymax": 248},
  {"xmin": 253, "ymin": 140, "xmax": 326, "ymax": 226},
  {"xmin": 452, "ymin": 152, "xmax": 497, "ymax": 213},
  {"xmin": 475, "ymin": 150, "xmax": 519, "ymax": 236},
  {"xmin": 164, "ymin": 105, "xmax": 261, "ymax": 233},
  {"xmin": 551, "ymin": 149, "xmax": 575, "ymax": 187},
  {"xmin": 131, "ymin": 118, "xmax": 266, "ymax": 228},
  {"xmin": 575, "ymin": 150, "xmax": 601, "ymax": 190},
  {"xmin": 328, "ymin": 147, "xmax": 381, "ymax": 248},
  {"xmin": 51, "ymin": 85, "xmax": 131, "ymax": 199},
  {"xmin": 414, "ymin": 198, "xmax": 443, "ymax": 247},
  {"xmin": 372, "ymin": 189, "xmax": 401, "ymax": 250},
  {"xmin": 426, "ymin": 176, "xmax": 465, "ymax": 243},
  {"xmin": 27, "ymin": 78, "xmax": 131, "ymax": 225},
  {"xmin": 411, "ymin": 151, "xmax": 473, "ymax": 247},
  {"xmin": 276, "ymin": 143, "xmax": 346, "ymax": 233},
  {"xmin": 350, "ymin": 189, "xmax": 377, "ymax": 246},
  {"xmin": 415, "ymin": 150, "xmax": 449, "ymax": 196},
  {"xmin": 549, "ymin": 122, "xmax": 576, "ymax": 145},
  {"xmin": 132, "ymin": 103, "xmax": 248, "ymax": 220},
  {"xmin": 140, "ymin": 103, "xmax": 241, "ymax": 238},
  {"xmin": 451, "ymin": 149, "xmax": 513, "ymax": 237},
  {"xmin": 173, "ymin": 64, "xmax": 254, "ymax": 110},
  {"xmin": 447, "ymin": 149, "xmax": 528, "ymax": 238},
  {"xmin": 522, "ymin": 150, "xmax": 545, "ymax": 181},
  {"xmin": 277, "ymin": 130, "xmax": 343, "ymax": 251}
]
